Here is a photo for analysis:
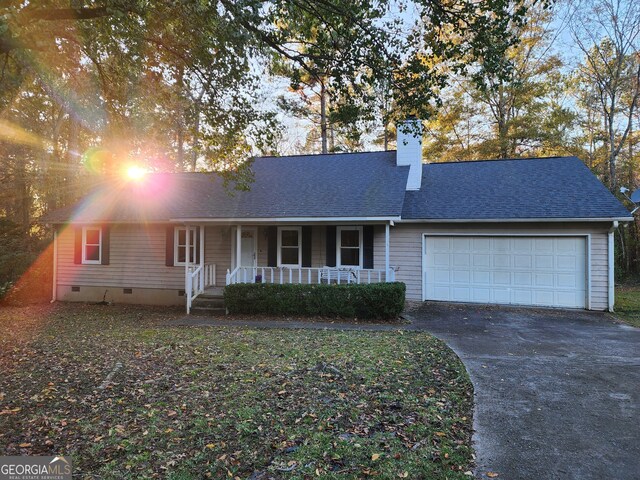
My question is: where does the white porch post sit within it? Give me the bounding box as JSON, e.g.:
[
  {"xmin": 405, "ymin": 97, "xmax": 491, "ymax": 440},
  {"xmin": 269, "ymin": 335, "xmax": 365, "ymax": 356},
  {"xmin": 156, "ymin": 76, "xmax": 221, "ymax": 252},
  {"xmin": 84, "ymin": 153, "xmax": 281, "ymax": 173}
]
[
  {"xmin": 385, "ymin": 222, "xmax": 390, "ymax": 282},
  {"xmin": 51, "ymin": 229, "xmax": 58, "ymax": 302},
  {"xmin": 199, "ymin": 224, "xmax": 205, "ymax": 292},
  {"xmin": 608, "ymin": 222, "xmax": 617, "ymax": 312},
  {"xmin": 236, "ymin": 225, "xmax": 242, "ymax": 269},
  {"xmin": 185, "ymin": 226, "xmax": 190, "ymax": 314}
]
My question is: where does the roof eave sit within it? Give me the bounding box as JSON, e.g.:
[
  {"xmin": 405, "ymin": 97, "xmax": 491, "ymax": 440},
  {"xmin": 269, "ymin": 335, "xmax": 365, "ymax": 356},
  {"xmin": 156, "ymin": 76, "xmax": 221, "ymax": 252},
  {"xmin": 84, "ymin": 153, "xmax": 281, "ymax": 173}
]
[
  {"xmin": 173, "ymin": 216, "xmax": 402, "ymax": 223},
  {"xmin": 398, "ymin": 217, "xmax": 634, "ymax": 223}
]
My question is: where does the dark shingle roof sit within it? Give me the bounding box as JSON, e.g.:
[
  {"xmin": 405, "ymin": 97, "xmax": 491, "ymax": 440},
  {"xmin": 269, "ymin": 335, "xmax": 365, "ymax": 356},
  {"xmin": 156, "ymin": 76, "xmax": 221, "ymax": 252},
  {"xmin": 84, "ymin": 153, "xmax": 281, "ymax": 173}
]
[
  {"xmin": 402, "ymin": 156, "xmax": 632, "ymax": 220},
  {"xmin": 44, "ymin": 151, "xmax": 409, "ymax": 223},
  {"xmin": 43, "ymin": 153, "xmax": 632, "ymax": 224}
]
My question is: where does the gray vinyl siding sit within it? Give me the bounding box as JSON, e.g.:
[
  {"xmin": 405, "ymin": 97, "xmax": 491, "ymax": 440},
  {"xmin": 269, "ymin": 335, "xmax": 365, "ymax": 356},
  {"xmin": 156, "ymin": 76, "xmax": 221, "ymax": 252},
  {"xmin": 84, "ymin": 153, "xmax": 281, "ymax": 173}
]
[
  {"xmin": 57, "ymin": 224, "xmax": 232, "ymax": 291},
  {"xmin": 57, "ymin": 224, "xmax": 184, "ymax": 290},
  {"xmin": 590, "ymin": 233, "xmax": 609, "ymax": 310},
  {"xmin": 57, "ymin": 221, "xmax": 612, "ymax": 310},
  {"xmin": 374, "ymin": 222, "xmax": 611, "ymax": 310},
  {"xmin": 204, "ymin": 226, "xmax": 232, "ymax": 286}
]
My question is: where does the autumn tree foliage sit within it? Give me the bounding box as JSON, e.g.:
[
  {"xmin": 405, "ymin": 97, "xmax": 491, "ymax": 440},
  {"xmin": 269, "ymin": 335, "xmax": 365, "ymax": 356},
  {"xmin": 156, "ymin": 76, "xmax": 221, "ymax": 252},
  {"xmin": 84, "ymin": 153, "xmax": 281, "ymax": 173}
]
[{"xmin": 4, "ymin": 0, "xmax": 640, "ymax": 291}]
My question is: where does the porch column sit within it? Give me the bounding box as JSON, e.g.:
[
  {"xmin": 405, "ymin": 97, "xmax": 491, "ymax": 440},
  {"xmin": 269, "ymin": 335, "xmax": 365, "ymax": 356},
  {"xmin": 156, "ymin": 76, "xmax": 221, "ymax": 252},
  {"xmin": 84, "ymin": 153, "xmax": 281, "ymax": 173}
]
[
  {"xmin": 236, "ymin": 224, "xmax": 242, "ymax": 269},
  {"xmin": 52, "ymin": 229, "xmax": 58, "ymax": 302},
  {"xmin": 385, "ymin": 223, "xmax": 390, "ymax": 282},
  {"xmin": 200, "ymin": 224, "xmax": 205, "ymax": 291},
  {"xmin": 185, "ymin": 225, "xmax": 190, "ymax": 313}
]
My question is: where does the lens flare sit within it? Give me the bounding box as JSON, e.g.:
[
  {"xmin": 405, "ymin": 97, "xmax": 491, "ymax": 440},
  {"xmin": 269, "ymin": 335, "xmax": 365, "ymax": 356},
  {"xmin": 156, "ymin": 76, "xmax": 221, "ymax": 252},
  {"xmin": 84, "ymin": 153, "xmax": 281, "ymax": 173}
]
[
  {"xmin": 126, "ymin": 165, "xmax": 146, "ymax": 180},
  {"xmin": 0, "ymin": 119, "xmax": 46, "ymax": 148},
  {"xmin": 82, "ymin": 147, "xmax": 113, "ymax": 174}
]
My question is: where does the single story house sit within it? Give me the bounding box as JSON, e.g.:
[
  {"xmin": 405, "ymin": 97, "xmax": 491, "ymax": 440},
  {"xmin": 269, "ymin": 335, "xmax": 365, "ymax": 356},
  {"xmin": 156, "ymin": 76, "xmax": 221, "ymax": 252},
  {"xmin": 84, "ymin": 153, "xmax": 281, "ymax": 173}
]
[{"xmin": 44, "ymin": 123, "xmax": 633, "ymax": 312}]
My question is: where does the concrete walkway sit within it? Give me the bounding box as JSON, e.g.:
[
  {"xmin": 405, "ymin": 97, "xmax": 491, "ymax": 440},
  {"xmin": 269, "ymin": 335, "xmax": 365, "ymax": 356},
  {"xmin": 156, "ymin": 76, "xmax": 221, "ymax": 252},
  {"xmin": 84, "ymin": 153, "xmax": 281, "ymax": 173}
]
[{"xmin": 167, "ymin": 303, "xmax": 640, "ymax": 479}]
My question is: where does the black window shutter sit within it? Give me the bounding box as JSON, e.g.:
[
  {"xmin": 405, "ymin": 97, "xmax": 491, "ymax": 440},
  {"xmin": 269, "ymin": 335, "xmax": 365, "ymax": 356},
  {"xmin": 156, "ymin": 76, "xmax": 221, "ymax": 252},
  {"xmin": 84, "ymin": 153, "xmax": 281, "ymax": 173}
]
[
  {"xmin": 302, "ymin": 226, "xmax": 312, "ymax": 267},
  {"xmin": 363, "ymin": 226, "xmax": 374, "ymax": 269},
  {"xmin": 267, "ymin": 226, "xmax": 277, "ymax": 267},
  {"xmin": 74, "ymin": 227, "xmax": 82, "ymax": 264},
  {"xmin": 165, "ymin": 226, "xmax": 174, "ymax": 266},
  {"xmin": 101, "ymin": 226, "xmax": 110, "ymax": 265},
  {"xmin": 326, "ymin": 226, "xmax": 336, "ymax": 267}
]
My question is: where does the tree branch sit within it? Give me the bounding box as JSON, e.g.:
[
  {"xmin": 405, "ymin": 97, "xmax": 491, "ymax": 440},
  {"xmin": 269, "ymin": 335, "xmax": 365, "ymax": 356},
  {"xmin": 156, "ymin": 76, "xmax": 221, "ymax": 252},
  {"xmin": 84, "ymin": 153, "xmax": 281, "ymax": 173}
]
[{"xmin": 19, "ymin": 7, "xmax": 111, "ymax": 21}]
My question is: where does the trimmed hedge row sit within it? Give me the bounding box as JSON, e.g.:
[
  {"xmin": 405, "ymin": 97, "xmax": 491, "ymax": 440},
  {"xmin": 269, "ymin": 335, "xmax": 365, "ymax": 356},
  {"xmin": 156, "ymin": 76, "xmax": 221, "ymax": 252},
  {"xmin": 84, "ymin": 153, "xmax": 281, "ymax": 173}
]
[{"xmin": 224, "ymin": 282, "xmax": 406, "ymax": 320}]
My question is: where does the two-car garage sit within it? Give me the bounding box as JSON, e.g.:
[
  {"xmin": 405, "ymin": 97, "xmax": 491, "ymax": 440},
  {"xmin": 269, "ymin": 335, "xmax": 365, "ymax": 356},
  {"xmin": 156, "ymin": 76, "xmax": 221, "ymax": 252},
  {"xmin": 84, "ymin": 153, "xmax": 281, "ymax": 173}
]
[
  {"xmin": 423, "ymin": 235, "xmax": 588, "ymax": 309},
  {"xmin": 392, "ymin": 157, "xmax": 627, "ymax": 312}
]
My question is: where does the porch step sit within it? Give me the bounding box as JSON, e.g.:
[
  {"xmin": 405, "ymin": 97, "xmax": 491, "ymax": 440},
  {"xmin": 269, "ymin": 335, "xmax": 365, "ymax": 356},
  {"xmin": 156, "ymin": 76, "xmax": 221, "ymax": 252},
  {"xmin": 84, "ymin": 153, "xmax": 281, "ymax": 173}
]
[
  {"xmin": 190, "ymin": 305, "xmax": 226, "ymax": 316},
  {"xmin": 197, "ymin": 293, "xmax": 224, "ymax": 301},
  {"xmin": 192, "ymin": 297, "xmax": 224, "ymax": 308},
  {"xmin": 190, "ymin": 292, "xmax": 225, "ymax": 315}
]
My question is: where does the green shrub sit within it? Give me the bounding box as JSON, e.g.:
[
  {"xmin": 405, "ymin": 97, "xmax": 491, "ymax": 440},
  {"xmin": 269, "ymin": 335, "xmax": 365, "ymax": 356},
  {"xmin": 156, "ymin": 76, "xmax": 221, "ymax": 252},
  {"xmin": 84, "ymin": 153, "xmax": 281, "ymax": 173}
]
[{"xmin": 224, "ymin": 282, "xmax": 406, "ymax": 320}]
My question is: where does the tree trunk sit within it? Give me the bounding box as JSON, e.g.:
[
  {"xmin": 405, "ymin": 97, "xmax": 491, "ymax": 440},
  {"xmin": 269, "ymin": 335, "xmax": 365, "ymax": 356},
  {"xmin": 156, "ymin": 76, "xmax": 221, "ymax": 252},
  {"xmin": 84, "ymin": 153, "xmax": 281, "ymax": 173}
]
[
  {"xmin": 602, "ymin": 112, "xmax": 610, "ymax": 186},
  {"xmin": 10, "ymin": 145, "xmax": 31, "ymax": 234},
  {"xmin": 320, "ymin": 81, "xmax": 328, "ymax": 154},
  {"xmin": 177, "ymin": 123, "xmax": 185, "ymax": 170},
  {"xmin": 628, "ymin": 118, "xmax": 634, "ymax": 188},
  {"xmin": 329, "ymin": 122, "xmax": 335, "ymax": 152},
  {"xmin": 46, "ymin": 110, "xmax": 65, "ymax": 212},
  {"xmin": 64, "ymin": 116, "xmax": 78, "ymax": 205},
  {"xmin": 176, "ymin": 65, "xmax": 185, "ymax": 170},
  {"xmin": 608, "ymin": 109, "xmax": 617, "ymax": 191},
  {"xmin": 190, "ymin": 106, "xmax": 200, "ymax": 171},
  {"xmin": 383, "ymin": 122, "xmax": 389, "ymax": 151}
]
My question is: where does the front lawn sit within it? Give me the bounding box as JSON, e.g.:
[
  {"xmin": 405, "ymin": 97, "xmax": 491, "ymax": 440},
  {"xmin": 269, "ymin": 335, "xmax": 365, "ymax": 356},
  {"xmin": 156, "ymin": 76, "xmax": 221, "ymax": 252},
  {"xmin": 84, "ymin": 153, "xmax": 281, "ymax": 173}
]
[
  {"xmin": 615, "ymin": 285, "xmax": 640, "ymax": 327},
  {"xmin": 0, "ymin": 304, "xmax": 473, "ymax": 479}
]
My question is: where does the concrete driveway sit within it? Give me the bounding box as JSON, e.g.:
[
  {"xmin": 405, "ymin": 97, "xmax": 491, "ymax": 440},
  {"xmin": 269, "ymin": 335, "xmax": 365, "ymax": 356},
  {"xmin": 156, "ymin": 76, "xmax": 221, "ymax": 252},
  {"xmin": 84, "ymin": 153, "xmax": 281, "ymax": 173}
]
[{"xmin": 409, "ymin": 302, "xmax": 640, "ymax": 480}]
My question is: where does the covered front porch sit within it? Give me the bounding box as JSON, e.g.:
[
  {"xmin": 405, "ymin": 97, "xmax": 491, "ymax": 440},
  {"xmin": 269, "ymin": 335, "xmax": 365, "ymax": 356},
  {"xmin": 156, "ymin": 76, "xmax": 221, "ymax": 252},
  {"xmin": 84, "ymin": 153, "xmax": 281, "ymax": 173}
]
[{"xmin": 180, "ymin": 222, "xmax": 396, "ymax": 313}]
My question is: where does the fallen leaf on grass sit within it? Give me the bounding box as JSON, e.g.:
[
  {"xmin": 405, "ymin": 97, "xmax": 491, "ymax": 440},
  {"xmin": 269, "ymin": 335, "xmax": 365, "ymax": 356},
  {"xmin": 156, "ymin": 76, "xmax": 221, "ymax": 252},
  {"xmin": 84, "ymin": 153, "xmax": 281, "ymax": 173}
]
[
  {"xmin": 19, "ymin": 443, "xmax": 31, "ymax": 447},
  {"xmin": 0, "ymin": 408, "xmax": 20, "ymax": 415},
  {"xmin": 371, "ymin": 453, "xmax": 381, "ymax": 461},
  {"xmin": 487, "ymin": 472, "xmax": 499, "ymax": 478}
]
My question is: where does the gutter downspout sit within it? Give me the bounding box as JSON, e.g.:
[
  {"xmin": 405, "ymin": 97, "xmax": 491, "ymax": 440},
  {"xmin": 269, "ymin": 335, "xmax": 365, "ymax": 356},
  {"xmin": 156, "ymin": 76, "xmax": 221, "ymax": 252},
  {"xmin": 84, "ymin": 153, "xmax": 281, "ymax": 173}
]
[
  {"xmin": 608, "ymin": 221, "xmax": 618, "ymax": 312},
  {"xmin": 51, "ymin": 229, "xmax": 57, "ymax": 303}
]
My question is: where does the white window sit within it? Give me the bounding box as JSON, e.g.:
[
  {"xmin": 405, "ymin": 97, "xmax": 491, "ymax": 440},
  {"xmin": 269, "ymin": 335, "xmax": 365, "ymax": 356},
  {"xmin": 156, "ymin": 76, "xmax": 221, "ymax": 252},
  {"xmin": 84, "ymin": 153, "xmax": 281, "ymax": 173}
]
[
  {"xmin": 278, "ymin": 227, "xmax": 302, "ymax": 267},
  {"xmin": 82, "ymin": 226, "xmax": 102, "ymax": 264},
  {"xmin": 337, "ymin": 226, "xmax": 362, "ymax": 268},
  {"xmin": 175, "ymin": 227, "xmax": 197, "ymax": 265}
]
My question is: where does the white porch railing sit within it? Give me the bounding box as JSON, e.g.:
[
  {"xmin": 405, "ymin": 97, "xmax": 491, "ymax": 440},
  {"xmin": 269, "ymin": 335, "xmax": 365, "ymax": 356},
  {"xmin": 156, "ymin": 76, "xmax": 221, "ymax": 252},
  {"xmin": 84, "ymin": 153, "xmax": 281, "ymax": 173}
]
[
  {"xmin": 226, "ymin": 266, "xmax": 396, "ymax": 286},
  {"xmin": 186, "ymin": 263, "xmax": 216, "ymax": 314},
  {"xmin": 204, "ymin": 263, "xmax": 216, "ymax": 288}
]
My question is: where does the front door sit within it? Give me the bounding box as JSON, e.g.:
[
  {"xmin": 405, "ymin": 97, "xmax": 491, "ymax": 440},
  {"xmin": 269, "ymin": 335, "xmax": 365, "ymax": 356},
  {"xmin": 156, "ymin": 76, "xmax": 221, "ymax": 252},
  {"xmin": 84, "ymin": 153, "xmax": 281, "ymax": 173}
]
[
  {"xmin": 241, "ymin": 231, "xmax": 256, "ymax": 267},
  {"xmin": 231, "ymin": 227, "xmax": 258, "ymax": 283}
]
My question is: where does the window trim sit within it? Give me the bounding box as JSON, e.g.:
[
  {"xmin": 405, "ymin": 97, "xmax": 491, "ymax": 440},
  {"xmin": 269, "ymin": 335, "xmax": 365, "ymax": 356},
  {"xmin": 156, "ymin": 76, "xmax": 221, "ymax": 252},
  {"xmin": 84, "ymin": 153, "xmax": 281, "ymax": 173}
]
[
  {"xmin": 337, "ymin": 226, "xmax": 363, "ymax": 268},
  {"xmin": 82, "ymin": 226, "xmax": 102, "ymax": 265},
  {"xmin": 277, "ymin": 226, "xmax": 302, "ymax": 267},
  {"xmin": 174, "ymin": 226, "xmax": 197, "ymax": 266}
]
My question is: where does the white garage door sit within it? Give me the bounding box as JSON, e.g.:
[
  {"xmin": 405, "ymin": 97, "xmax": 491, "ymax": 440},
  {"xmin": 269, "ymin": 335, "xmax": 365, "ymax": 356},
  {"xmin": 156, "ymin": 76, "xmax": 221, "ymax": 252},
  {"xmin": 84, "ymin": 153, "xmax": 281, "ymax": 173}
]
[{"xmin": 424, "ymin": 236, "xmax": 587, "ymax": 308}]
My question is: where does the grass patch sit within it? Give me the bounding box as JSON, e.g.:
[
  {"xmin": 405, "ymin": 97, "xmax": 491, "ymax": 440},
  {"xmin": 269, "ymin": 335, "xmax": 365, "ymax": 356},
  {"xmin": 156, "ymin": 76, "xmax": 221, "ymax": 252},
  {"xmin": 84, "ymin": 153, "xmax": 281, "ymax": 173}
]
[
  {"xmin": 615, "ymin": 285, "xmax": 640, "ymax": 327},
  {"xmin": 0, "ymin": 303, "xmax": 473, "ymax": 479}
]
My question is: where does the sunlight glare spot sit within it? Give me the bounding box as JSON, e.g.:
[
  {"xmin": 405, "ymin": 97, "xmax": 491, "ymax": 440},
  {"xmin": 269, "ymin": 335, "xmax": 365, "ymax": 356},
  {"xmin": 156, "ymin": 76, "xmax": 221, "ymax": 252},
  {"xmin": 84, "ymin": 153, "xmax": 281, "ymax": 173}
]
[{"xmin": 126, "ymin": 165, "xmax": 147, "ymax": 181}]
